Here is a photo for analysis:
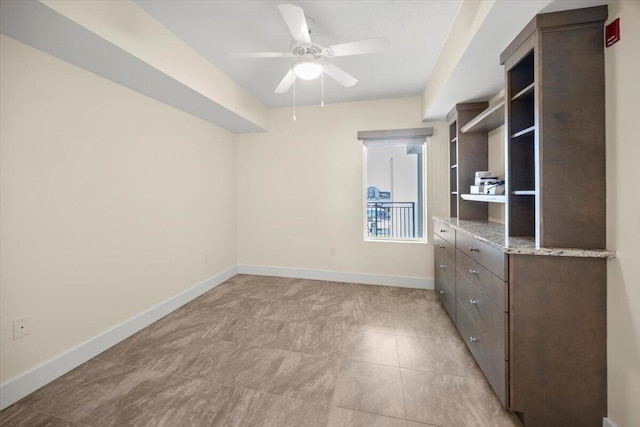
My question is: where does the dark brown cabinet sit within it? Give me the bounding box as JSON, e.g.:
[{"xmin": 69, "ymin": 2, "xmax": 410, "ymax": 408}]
[
  {"xmin": 447, "ymin": 103, "xmax": 489, "ymax": 220},
  {"xmin": 433, "ymin": 217, "xmax": 612, "ymax": 427},
  {"xmin": 434, "ymin": 226, "xmax": 456, "ymax": 320},
  {"xmin": 433, "ymin": 5, "xmax": 612, "ymax": 427},
  {"xmin": 502, "ymin": 6, "xmax": 607, "ymax": 248}
]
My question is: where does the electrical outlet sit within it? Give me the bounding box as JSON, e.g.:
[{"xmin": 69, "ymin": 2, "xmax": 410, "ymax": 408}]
[{"xmin": 13, "ymin": 316, "xmax": 30, "ymax": 340}]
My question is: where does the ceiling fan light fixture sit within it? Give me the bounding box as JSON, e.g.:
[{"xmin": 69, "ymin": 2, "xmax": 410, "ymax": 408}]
[{"xmin": 293, "ymin": 61, "xmax": 323, "ymax": 80}]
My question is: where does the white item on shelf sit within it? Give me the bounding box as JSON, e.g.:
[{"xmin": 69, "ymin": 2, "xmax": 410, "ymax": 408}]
[
  {"xmin": 485, "ymin": 184, "xmax": 505, "ymax": 195},
  {"xmin": 475, "ymin": 171, "xmax": 493, "ymax": 178},
  {"xmin": 475, "ymin": 176, "xmax": 499, "ymax": 185},
  {"xmin": 461, "ymin": 194, "xmax": 506, "ymax": 203},
  {"xmin": 470, "ymin": 185, "xmax": 485, "ymax": 194}
]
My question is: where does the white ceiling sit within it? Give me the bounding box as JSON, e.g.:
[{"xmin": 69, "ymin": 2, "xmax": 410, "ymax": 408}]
[
  {"xmin": 134, "ymin": 0, "xmax": 463, "ymax": 108},
  {"xmin": 0, "ymin": 0, "xmax": 609, "ymax": 130}
]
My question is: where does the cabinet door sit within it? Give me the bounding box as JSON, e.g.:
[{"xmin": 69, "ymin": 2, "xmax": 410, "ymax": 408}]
[{"xmin": 509, "ymin": 255, "xmax": 606, "ymax": 425}]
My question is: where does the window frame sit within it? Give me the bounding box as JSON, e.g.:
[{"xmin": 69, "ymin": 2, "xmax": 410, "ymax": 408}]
[{"xmin": 362, "ymin": 138, "xmax": 428, "ymax": 243}]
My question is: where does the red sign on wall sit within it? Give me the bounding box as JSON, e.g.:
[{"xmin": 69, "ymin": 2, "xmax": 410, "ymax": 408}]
[{"xmin": 605, "ymin": 18, "xmax": 620, "ymax": 47}]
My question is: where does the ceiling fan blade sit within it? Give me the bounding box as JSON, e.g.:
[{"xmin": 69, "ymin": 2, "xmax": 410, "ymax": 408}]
[
  {"xmin": 278, "ymin": 3, "xmax": 311, "ymax": 44},
  {"xmin": 323, "ymin": 63, "xmax": 357, "ymax": 88},
  {"xmin": 227, "ymin": 52, "xmax": 291, "ymax": 59},
  {"xmin": 274, "ymin": 69, "xmax": 296, "ymax": 93},
  {"xmin": 327, "ymin": 37, "xmax": 390, "ymax": 57}
]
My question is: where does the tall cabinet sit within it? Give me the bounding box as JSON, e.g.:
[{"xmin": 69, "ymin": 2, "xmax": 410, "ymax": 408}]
[
  {"xmin": 503, "ymin": 6, "xmax": 607, "ymax": 248},
  {"xmin": 435, "ymin": 6, "xmax": 612, "ymax": 427}
]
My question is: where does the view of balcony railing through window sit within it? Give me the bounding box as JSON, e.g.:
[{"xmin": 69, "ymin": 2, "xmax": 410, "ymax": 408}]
[
  {"xmin": 364, "ymin": 141, "xmax": 424, "ymax": 240},
  {"xmin": 367, "ymin": 201, "xmax": 416, "ymax": 238}
]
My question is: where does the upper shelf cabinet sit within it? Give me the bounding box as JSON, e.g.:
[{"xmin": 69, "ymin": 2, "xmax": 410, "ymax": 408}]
[
  {"xmin": 460, "ymin": 97, "xmax": 505, "ymax": 134},
  {"xmin": 447, "ymin": 103, "xmax": 489, "ymax": 220},
  {"xmin": 501, "ymin": 5, "xmax": 607, "ymax": 249}
]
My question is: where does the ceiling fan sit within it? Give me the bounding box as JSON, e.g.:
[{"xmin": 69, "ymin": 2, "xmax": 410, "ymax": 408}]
[{"xmin": 230, "ymin": 3, "xmax": 390, "ymax": 94}]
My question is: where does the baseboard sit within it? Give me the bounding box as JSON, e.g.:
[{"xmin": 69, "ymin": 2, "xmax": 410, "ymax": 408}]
[
  {"xmin": 237, "ymin": 264, "xmax": 434, "ymax": 290},
  {"xmin": 0, "ymin": 266, "xmax": 237, "ymax": 411},
  {"xmin": 603, "ymin": 418, "xmax": 619, "ymax": 427}
]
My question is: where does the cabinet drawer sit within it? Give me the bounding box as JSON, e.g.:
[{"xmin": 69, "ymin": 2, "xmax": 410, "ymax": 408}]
[
  {"xmin": 457, "ymin": 250, "xmax": 508, "ymax": 311},
  {"xmin": 434, "ymin": 233, "xmax": 455, "ymax": 264},
  {"xmin": 434, "ymin": 219, "xmax": 455, "ymax": 245},
  {"xmin": 456, "ymin": 232, "xmax": 506, "ymax": 280},
  {"xmin": 456, "ymin": 269, "xmax": 506, "ymax": 359},
  {"xmin": 435, "ymin": 278, "xmax": 455, "ymax": 321},
  {"xmin": 434, "ymin": 252, "xmax": 455, "ymax": 320},
  {"xmin": 456, "ymin": 300, "xmax": 508, "ymax": 407},
  {"xmin": 435, "ymin": 251, "xmax": 455, "ymax": 292}
]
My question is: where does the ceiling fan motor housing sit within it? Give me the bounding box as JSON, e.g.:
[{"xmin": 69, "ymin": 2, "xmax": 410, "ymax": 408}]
[{"xmin": 292, "ymin": 43, "xmax": 324, "ymax": 58}]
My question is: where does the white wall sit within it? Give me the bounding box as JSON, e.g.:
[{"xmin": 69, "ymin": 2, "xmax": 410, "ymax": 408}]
[
  {"xmin": 0, "ymin": 35, "xmax": 237, "ymax": 384},
  {"xmin": 605, "ymin": 2, "xmax": 640, "ymax": 426},
  {"xmin": 236, "ymin": 97, "xmax": 448, "ymax": 280}
]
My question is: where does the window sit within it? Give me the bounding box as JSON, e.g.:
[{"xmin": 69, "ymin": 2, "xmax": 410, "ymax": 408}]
[{"xmin": 359, "ymin": 127, "xmax": 432, "ymax": 241}]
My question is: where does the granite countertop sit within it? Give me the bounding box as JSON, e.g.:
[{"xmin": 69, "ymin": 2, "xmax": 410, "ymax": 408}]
[{"xmin": 433, "ymin": 216, "xmax": 616, "ymax": 259}]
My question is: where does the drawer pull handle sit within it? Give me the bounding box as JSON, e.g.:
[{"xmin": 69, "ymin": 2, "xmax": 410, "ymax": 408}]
[
  {"xmin": 440, "ymin": 229, "xmax": 446, "ymax": 233},
  {"xmin": 469, "ymin": 247, "xmax": 479, "ymax": 252},
  {"xmin": 469, "ymin": 299, "xmax": 478, "ymax": 306},
  {"xmin": 469, "ymin": 336, "xmax": 478, "ymax": 343},
  {"xmin": 469, "ymin": 269, "xmax": 477, "ymax": 275},
  {"xmin": 438, "ymin": 290, "xmax": 446, "ymax": 295},
  {"xmin": 439, "ymin": 245, "xmax": 446, "ymax": 249}
]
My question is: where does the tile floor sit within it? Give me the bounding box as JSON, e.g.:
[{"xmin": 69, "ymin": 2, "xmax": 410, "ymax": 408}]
[{"xmin": 0, "ymin": 275, "xmax": 523, "ymax": 427}]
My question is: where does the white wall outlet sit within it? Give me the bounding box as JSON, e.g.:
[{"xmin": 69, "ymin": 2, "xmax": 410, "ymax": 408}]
[
  {"xmin": 329, "ymin": 248, "xmax": 336, "ymax": 256},
  {"xmin": 13, "ymin": 316, "xmax": 31, "ymax": 340}
]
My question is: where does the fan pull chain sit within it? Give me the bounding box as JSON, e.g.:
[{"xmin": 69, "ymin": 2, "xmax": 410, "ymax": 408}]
[
  {"xmin": 293, "ymin": 78, "xmax": 296, "ymax": 121},
  {"xmin": 321, "ymin": 72, "xmax": 324, "ymax": 107}
]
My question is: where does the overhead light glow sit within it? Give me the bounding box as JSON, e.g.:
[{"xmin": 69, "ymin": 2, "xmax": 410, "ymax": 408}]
[{"xmin": 293, "ymin": 61, "xmax": 323, "ymax": 80}]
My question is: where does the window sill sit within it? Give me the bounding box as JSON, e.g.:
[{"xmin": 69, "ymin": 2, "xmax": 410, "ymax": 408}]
[{"xmin": 364, "ymin": 237, "xmax": 427, "ymax": 244}]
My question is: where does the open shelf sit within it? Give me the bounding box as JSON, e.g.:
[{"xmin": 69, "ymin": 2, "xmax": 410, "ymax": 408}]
[
  {"xmin": 511, "ymin": 82, "xmax": 535, "ymax": 101},
  {"xmin": 511, "ymin": 126, "xmax": 535, "ymax": 139},
  {"xmin": 460, "ymin": 97, "xmax": 505, "ymax": 134},
  {"xmin": 461, "ymin": 194, "xmax": 506, "ymax": 203}
]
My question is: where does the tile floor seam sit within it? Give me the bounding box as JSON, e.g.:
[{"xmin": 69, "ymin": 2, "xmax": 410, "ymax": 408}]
[
  {"xmin": 11, "ymin": 403, "xmax": 92, "ymax": 427},
  {"xmin": 88, "ymin": 355, "xmax": 275, "ymax": 404},
  {"xmin": 263, "ymin": 392, "xmax": 332, "ymax": 408},
  {"xmin": 330, "ymin": 402, "xmax": 410, "ymax": 423},
  {"xmin": 342, "ymin": 358, "xmax": 400, "ymax": 370},
  {"xmin": 394, "ymin": 334, "xmax": 409, "ymax": 422},
  {"xmin": 90, "ymin": 356, "xmax": 205, "ymax": 384},
  {"xmin": 234, "ymin": 384, "xmax": 265, "ymax": 427},
  {"xmin": 330, "ymin": 404, "xmax": 412, "ymax": 427},
  {"xmin": 399, "ymin": 366, "xmax": 488, "ymax": 382},
  {"xmin": 246, "ymin": 347, "xmax": 291, "ymax": 426}
]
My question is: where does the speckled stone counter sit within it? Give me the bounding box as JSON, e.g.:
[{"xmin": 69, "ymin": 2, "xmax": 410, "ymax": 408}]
[{"xmin": 433, "ymin": 217, "xmax": 616, "ymax": 259}]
